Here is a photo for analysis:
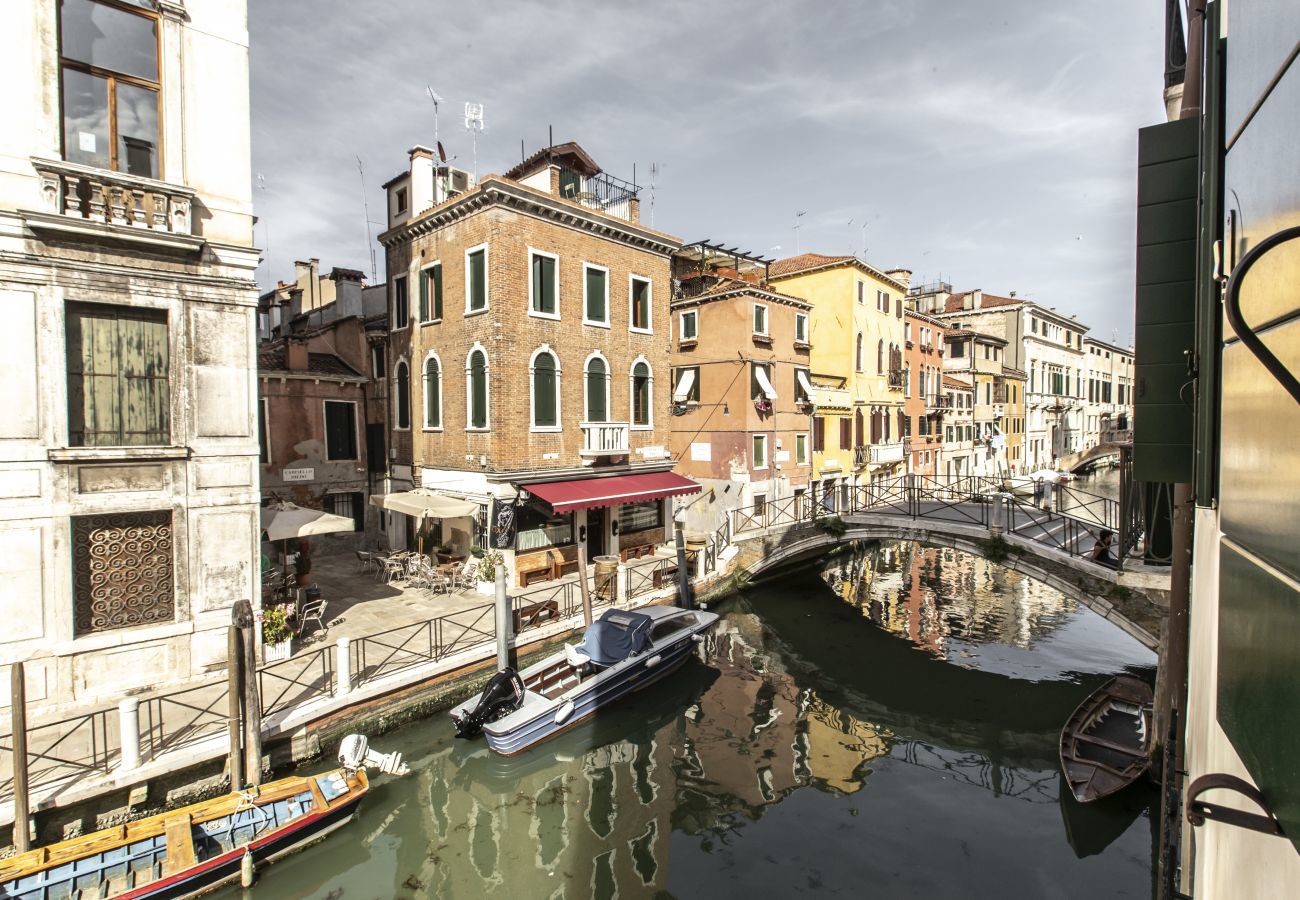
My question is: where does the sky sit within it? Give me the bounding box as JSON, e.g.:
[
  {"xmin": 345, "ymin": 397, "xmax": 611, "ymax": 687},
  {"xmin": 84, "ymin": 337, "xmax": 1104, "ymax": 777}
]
[{"xmin": 248, "ymin": 0, "xmax": 1167, "ymax": 345}]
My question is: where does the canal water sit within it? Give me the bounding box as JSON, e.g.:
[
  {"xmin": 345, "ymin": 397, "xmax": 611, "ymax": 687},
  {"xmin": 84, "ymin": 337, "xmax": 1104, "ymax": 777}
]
[{"xmin": 223, "ymin": 540, "xmax": 1156, "ymax": 899}]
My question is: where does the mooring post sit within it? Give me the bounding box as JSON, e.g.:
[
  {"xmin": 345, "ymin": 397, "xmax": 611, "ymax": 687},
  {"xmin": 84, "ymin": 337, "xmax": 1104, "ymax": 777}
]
[
  {"xmin": 11, "ymin": 661, "xmax": 30, "ymax": 853},
  {"xmin": 335, "ymin": 637, "xmax": 351, "ymax": 697},
  {"xmin": 494, "ymin": 565, "xmax": 511, "ymax": 670},
  {"xmin": 226, "ymin": 621, "xmax": 244, "ymax": 789},
  {"xmin": 234, "ymin": 600, "xmax": 262, "ymax": 787},
  {"xmin": 674, "ymin": 517, "xmax": 694, "ymax": 610},
  {"xmin": 118, "ymin": 698, "xmax": 140, "ymax": 771},
  {"xmin": 576, "ymin": 544, "xmax": 593, "ymax": 626}
]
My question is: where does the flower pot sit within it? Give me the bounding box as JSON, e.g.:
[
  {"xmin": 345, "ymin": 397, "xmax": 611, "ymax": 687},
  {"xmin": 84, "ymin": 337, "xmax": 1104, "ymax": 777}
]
[
  {"xmin": 476, "ymin": 580, "xmax": 495, "ymax": 596},
  {"xmin": 262, "ymin": 638, "xmax": 292, "ymax": 663}
]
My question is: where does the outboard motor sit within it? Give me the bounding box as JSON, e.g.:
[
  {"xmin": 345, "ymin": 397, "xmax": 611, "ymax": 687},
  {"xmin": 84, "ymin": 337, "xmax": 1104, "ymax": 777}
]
[
  {"xmin": 453, "ymin": 668, "xmax": 525, "ymax": 738},
  {"xmin": 338, "ymin": 733, "xmax": 410, "ymax": 776}
]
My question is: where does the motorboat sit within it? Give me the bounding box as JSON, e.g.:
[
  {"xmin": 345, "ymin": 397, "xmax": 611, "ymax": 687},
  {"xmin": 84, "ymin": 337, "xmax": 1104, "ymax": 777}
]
[
  {"xmin": 450, "ymin": 605, "xmax": 719, "ymax": 756},
  {"xmin": 0, "ymin": 734, "xmax": 407, "ymax": 898},
  {"xmin": 1059, "ymin": 675, "xmax": 1154, "ymax": 803}
]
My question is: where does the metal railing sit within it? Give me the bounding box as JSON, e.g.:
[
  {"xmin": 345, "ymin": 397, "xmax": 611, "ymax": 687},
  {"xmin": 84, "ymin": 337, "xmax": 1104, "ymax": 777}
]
[
  {"xmin": 259, "ymin": 646, "xmax": 334, "ymax": 718},
  {"xmin": 557, "ymin": 166, "xmax": 638, "ymax": 221},
  {"xmin": 0, "ymin": 708, "xmax": 117, "ymax": 794},
  {"xmin": 350, "ymin": 603, "xmax": 496, "ymax": 688},
  {"xmin": 141, "ymin": 680, "xmax": 229, "ymax": 759},
  {"xmin": 626, "ymin": 557, "xmax": 675, "ymax": 601}
]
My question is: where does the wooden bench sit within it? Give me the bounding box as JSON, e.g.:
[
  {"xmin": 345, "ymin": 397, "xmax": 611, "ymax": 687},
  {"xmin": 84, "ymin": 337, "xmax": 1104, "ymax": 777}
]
[{"xmin": 513, "ymin": 599, "xmax": 561, "ymax": 631}]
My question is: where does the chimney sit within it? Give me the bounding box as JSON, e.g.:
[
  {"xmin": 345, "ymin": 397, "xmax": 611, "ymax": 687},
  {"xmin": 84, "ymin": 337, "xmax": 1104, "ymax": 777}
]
[
  {"xmin": 409, "ymin": 146, "xmax": 435, "ymax": 215},
  {"xmin": 286, "ymin": 338, "xmax": 309, "ymax": 371},
  {"xmin": 963, "ymin": 290, "xmax": 976, "ymax": 311},
  {"xmin": 628, "ymin": 195, "xmax": 641, "ymax": 225}
]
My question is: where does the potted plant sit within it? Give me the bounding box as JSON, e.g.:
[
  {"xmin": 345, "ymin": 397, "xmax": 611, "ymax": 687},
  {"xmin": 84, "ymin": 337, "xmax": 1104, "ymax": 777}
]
[
  {"xmin": 261, "ymin": 605, "xmax": 294, "ymax": 663},
  {"xmin": 476, "ymin": 548, "xmax": 503, "ymax": 595}
]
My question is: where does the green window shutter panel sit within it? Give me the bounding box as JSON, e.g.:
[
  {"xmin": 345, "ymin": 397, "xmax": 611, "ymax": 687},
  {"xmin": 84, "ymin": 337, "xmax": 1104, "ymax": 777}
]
[
  {"xmin": 586, "ymin": 268, "xmax": 605, "ymax": 321},
  {"xmin": 419, "ymin": 268, "xmax": 429, "ymax": 321},
  {"xmin": 532, "ymin": 255, "xmax": 556, "ymax": 314},
  {"xmin": 1133, "ymin": 117, "xmax": 1198, "ymax": 483},
  {"xmin": 586, "ymin": 361, "xmax": 606, "ymax": 422},
  {"xmin": 469, "ymin": 251, "xmax": 486, "ymax": 311},
  {"xmin": 534, "ymin": 354, "xmax": 556, "ymax": 425},
  {"xmin": 425, "ymin": 359, "xmax": 440, "ymax": 427},
  {"xmin": 433, "ymin": 265, "xmax": 443, "ymax": 319},
  {"xmin": 470, "ymin": 353, "xmax": 487, "ymax": 427},
  {"xmin": 67, "ymin": 304, "xmax": 168, "ymax": 447}
]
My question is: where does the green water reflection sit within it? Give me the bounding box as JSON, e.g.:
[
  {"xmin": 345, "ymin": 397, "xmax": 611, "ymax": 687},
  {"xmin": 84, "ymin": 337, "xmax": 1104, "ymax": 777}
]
[{"xmin": 222, "ymin": 540, "xmax": 1156, "ymax": 899}]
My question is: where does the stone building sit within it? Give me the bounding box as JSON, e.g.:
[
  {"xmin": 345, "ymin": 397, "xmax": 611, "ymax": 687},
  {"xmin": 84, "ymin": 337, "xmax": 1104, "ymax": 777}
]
[
  {"xmin": 940, "ymin": 376, "xmax": 975, "ymax": 478},
  {"xmin": 0, "ymin": 0, "xmax": 259, "ymax": 709},
  {"xmin": 942, "ymin": 326, "xmax": 1010, "ymax": 477},
  {"xmin": 377, "ymin": 142, "xmax": 696, "ymax": 585},
  {"xmin": 1082, "ymin": 337, "xmax": 1133, "ymax": 447},
  {"xmin": 669, "ymin": 243, "xmax": 814, "ymax": 533},
  {"xmin": 903, "ymin": 310, "xmax": 945, "ymax": 477}
]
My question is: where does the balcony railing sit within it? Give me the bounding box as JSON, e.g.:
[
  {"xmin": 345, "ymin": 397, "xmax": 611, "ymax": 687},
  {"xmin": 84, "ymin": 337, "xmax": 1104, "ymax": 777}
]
[
  {"xmin": 870, "ymin": 442, "xmax": 905, "ymax": 465},
  {"xmin": 580, "ymin": 421, "xmax": 630, "ymax": 457},
  {"xmin": 32, "ymin": 158, "xmax": 195, "ymax": 234},
  {"xmin": 558, "ymin": 166, "xmax": 638, "ymax": 222},
  {"xmin": 854, "ymin": 445, "xmax": 868, "ymax": 468},
  {"xmin": 888, "ymin": 369, "xmax": 905, "ymax": 390}
]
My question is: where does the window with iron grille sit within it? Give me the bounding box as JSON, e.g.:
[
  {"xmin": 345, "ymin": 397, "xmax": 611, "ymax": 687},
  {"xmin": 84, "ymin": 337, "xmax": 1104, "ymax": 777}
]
[
  {"xmin": 325, "ymin": 492, "xmax": 364, "ymax": 531},
  {"xmin": 72, "ymin": 510, "xmax": 174, "ymax": 636}
]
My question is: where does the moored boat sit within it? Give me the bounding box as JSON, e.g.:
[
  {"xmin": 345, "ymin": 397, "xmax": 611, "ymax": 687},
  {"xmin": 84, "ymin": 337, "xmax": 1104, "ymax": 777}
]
[
  {"xmin": 0, "ymin": 734, "xmax": 407, "ymax": 899},
  {"xmin": 450, "ymin": 605, "xmax": 719, "ymax": 756},
  {"xmin": 1059, "ymin": 675, "xmax": 1154, "ymax": 803}
]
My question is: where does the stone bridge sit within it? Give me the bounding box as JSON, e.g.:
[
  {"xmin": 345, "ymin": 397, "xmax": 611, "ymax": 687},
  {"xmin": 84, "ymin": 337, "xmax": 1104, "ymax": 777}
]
[
  {"xmin": 1059, "ymin": 439, "xmax": 1130, "ymax": 473},
  {"xmin": 716, "ymin": 477, "xmax": 1170, "ymax": 651}
]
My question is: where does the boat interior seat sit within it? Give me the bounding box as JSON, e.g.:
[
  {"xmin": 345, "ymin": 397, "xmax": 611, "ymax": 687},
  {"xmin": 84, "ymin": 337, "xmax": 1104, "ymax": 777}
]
[{"xmin": 564, "ymin": 643, "xmax": 590, "ymax": 669}]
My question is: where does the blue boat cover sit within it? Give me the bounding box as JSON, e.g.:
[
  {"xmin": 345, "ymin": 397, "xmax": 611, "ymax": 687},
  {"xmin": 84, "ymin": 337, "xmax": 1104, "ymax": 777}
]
[{"xmin": 579, "ymin": 609, "xmax": 653, "ymax": 665}]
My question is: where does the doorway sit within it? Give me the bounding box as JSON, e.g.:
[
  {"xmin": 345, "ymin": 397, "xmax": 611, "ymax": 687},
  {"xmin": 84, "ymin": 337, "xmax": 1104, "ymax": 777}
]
[{"xmin": 586, "ymin": 507, "xmax": 606, "ymax": 558}]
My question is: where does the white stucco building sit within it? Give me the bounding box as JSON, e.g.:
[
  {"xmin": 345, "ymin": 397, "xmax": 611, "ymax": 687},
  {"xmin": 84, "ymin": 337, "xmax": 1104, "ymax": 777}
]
[
  {"xmin": 1082, "ymin": 337, "xmax": 1134, "ymax": 448},
  {"xmin": 0, "ymin": 0, "xmax": 259, "ymax": 711}
]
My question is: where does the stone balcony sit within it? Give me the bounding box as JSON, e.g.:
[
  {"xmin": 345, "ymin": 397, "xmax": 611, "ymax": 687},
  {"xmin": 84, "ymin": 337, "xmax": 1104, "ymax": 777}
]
[
  {"xmin": 580, "ymin": 421, "xmax": 630, "ymax": 458},
  {"xmin": 870, "ymin": 442, "xmax": 906, "ymax": 465}
]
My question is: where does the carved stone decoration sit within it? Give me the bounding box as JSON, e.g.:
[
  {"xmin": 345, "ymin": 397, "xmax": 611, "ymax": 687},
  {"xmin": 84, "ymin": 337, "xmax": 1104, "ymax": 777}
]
[
  {"xmin": 131, "ymin": 188, "xmax": 148, "ymax": 227},
  {"xmin": 108, "ymin": 185, "xmax": 127, "ymax": 225},
  {"xmin": 73, "ymin": 510, "xmax": 175, "ymax": 636},
  {"xmin": 152, "ymin": 193, "xmax": 167, "ymax": 229},
  {"xmin": 170, "ymin": 196, "xmax": 191, "ymax": 233},
  {"xmin": 38, "ymin": 172, "xmax": 61, "ymax": 214}
]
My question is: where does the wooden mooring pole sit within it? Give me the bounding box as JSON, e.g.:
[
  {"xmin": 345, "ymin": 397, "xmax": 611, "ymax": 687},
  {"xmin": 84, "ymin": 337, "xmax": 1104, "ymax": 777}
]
[
  {"xmin": 576, "ymin": 544, "xmax": 593, "ymax": 626},
  {"xmin": 226, "ymin": 621, "xmax": 244, "ymax": 790},
  {"xmin": 674, "ymin": 518, "xmax": 694, "ymax": 610},
  {"xmin": 233, "ymin": 600, "xmax": 262, "ymax": 787},
  {"xmin": 10, "ymin": 662, "xmax": 30, "ymax": 853}
]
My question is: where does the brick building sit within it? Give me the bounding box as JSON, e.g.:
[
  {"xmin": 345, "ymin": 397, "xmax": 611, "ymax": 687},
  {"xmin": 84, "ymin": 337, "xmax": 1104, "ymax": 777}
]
[
  {"xmin": 669, "ymin": 243, "xmax": 814, "ymax": 533},
  {"xmin": 377, "ymin": 142, "xmax": 696, "ymax": 586},
  {"xmin": 903, "ymin": 310, "xmax": 945, "ymax": 477}
]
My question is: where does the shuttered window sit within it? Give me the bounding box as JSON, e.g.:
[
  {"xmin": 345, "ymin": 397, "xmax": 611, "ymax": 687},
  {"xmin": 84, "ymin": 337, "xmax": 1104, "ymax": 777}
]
[
  {"xmin": 324, "ymin": 401, "xmax": 357, "ymax": 460},
  {"xmin": 586, "ymin": 357, "xmax": 608, "ymax": 422},
  {"xmin": 467, "ymin": 248, "xmax": 487, "ymax": 312},
  {"xmin": 531, "ymin": 252, "xmax": 557, "ymax": 316},
  {"xmin": 839, "ymin": 417, "xmax": 851, "ymax": 450},
  {"xmin": 631, "ymin": 361, "xmax": 651, "ymax": 425},
  {"xmin": 812, "ymin": 416, "xmax": 825, "ymax": 451},
  {"xmin": 630, "ymin": 277, "xmax": 651, "ymax": 331},
  {"xmin": 423, "ymin": 357, "xmax": 441, "ymax": 428},
  {"xmin": 532, "ymin": 351, "xmax": 558, "ymax": 427},
  {"xmin": 585, "ymin": 266, "xmax": 607, "ymax": 323},
  {"xmin": 394, "ymin": 362, "xmax": 410, "ymax": 430},
  {"xmin": 66, "ymin": 302, "xmax": 169, "ymax": 447},
  {"xmin": 420, "ymin": 264, "xmax": 442, "ymax": 322},
  {"xmin": 468, "ymin": 349, "xmax": 488, "ymax": 429}
]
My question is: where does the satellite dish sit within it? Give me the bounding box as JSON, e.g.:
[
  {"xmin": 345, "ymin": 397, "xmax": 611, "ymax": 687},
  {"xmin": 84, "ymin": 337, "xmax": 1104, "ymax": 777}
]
[{"xmin": 436, "ymin": 141, "xmax": 447, "ymax": 162}]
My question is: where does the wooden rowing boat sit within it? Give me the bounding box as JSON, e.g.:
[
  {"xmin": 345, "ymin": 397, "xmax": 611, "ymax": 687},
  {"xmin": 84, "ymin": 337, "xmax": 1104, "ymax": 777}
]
[
  {"xmin": 0, "ymin": 733, "xmax": 409, "ymax": 899},
  {"xmin": 1060, "ymin": 675, "xmax": 1154, "ymax": 803}
]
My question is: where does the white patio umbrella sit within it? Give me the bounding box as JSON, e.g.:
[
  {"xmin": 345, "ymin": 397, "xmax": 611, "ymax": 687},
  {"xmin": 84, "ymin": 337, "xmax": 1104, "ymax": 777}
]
[{"xmin": 260, "ymin": 501, "xmax": 357, "ymax": 542}]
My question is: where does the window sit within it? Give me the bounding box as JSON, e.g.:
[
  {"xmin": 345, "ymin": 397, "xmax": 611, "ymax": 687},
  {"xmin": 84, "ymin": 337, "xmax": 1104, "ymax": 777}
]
[
  {"xmin": 465, "ymin": 245, "xmax": 488, "ymax": 313},
  {"xmin": 795, "ymin": 432, "xmax": 808, "ymax": 465},
  {"xmin": 324, "ymin": 492, "xmax": 364, "ymax": 532},
  {"xmin": 904, "ymin": 365, "xmax": 911, "ymax": 398},
  {"xmin": 419, "ymin": 263, "xmax": 442, "ymax": 322},
  {"xmin": 584, "ymin": 264, "xmax": 609, "ymax": 325},
  {"xmin": 392, "ymin": 276, "xmax": 409, "ymax": 329},
  {"xmin": 855, "ymin": 333, "xmax": 864, "ymax": 372},
  {"xmin": 371, "ymin": 343, "xmax": 385, "ymax": 379},
  {"xmin": 794, "ymin": 367, "xmax": 812, "ymax": 403},
  {"xmin": 258, "ymin": 398, "xmax": 270, "ymax": 464},
  {"xmin": 620, "ymin": 500, "xmax": 663, "ymax": 532},
  {"xmin": 896, "ymin": 297, "xmax": 903, "ymax": 318},
  {"xmin": 1031, "ymin": 317, "xmax": 1039, "ymax": 334},
  {"xmin": 750, "ymin": 362, "xmax": 773, "ymax": 401},
  {"xmin": 66, "ymin": 302, "xmax": 169, "ymax": 446},
  {"xmin": 585, "ymin": 354, "xmax": 609, "ymax": 422},
  {"xmin": 324, "ymin": 400, "xmax": 358, "ymax": 460},
  {"xmin": 877, "ymin": 339, "xmax": 884, "ymax": 374},
  {"xmin": 680, "ymin": 309, "xmax": 698, "ymax": 342},
  {"xmin": 530, "ymin": 348, "xmax": 560, "ymax": 429},
  {"xmin": 840, "ymin": 417, "xmax": 851, "ymax": 450},
  {"xmin": 631, "ymin": 360, "xmax": 652, "ymax": 426},
  {"xmin": 752, "ymin": 303, "xmax": 769, "ymax": 336},
  {"xmin": 395, "ymin": 187, "xmax": 408, "ymax": 213},
  {"xmin": 394, "ymin": 360, "xmax": 410, "ymax": 430},
  {"xmin": 752, "ymin": 434, "xmax": 768, "ymax": 470},
  {"xmin": 794, "ymin": 312, "xmax": 808, "ymax": 344},
  {"xmin": 630, "ymin": 276, "xmax": 652, "ymax": 332},
  {"xmin": 467, "ymin": 347, "xmax": 489, "ymax": 429},
  {"xmin": 72, "ymin": 510, "xmax": 173, "ymax": 636},
  {"xmin": 60, "ymin": 0, "xmax": 161, "ymax": 178},
  {"xmin": 812, "ymin": 416, "xmax": 825, "ymax": 452},
  {"xmin": 515, "ymin": 507, "xmax": 574, "ymax": 551},
  {"xmin": 857, "ymin": 282, "xmax": 865, "ymax": 304},
  {"xmin": 529, "ymin": 249, "xmax": 559, "ymax": 318},
  {"xmin": 423, "ymin": 355, "xmax": 442, "ymax": 429},
  {"xmin": 673, "ymin": 366, "xmax": 700, "ymax": 403}
]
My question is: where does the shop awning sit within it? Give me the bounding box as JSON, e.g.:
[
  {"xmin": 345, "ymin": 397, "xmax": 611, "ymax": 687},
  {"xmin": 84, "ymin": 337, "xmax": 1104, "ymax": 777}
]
[
  {"xmin": 527, "ymin": 472, "xmax": 700, "ymax": 514},
  {"xmin": 796, "ymin": 369, "xmax": 816, "ymax": 401},
  {"xmin": 369, "ymin": 490, "xmax": 480, "ymax": 519},
  {"xmin": 672, "ymin": 368, "xmax": 696, "ymax": 402},
  {"xmin": 754, "ymin": 365, "xmax": 778, "ymax": 400}
]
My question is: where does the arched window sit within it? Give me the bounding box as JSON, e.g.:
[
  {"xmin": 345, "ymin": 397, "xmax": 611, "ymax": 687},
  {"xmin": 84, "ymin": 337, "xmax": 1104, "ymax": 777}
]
[
  {"xmin": 585, "ymin": 354, "xmax": 609, "ymax": 422},
  {"xmin": 855, "ymin": 333, "xmax": 864, "ymax": 372},
  {"xmin": 394, "ymin": 360, "xmax": 410, "ymax": 430},
  {"xmin": 877, "ymin": 339, "xmax": 885, "ymax": 374},
  {"xmin": 422, "ymin": 354, "xmax": 441, "ymax": 429},
  {"xmin": 531, "ymin": 347, "xmax": 559, "ymax": 429},
  {"xmin": 854, "ymin": 409, "xmax": 864, "ymax": 447},
  {"xmin": 466, "ymin": 347, "xmax": 488, "ymax": 429},
  {"xmin": 631, "ymin": 360, "xmax": 652, "ymax": 427}
]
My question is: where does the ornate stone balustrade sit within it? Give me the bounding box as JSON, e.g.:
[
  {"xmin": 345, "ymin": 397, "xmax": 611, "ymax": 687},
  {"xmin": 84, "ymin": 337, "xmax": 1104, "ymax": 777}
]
[{"xmin": 31, "ymin": 158, "xmax": 195, "ymax": 235}]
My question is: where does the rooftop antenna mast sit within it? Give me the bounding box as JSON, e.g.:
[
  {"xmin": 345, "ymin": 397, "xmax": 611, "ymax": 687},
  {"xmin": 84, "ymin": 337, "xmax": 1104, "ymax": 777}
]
[
  {"xmin": 355, "ymin": 155, "xmax": 376, "ymax": 282},
  {"xmin": 464, "ymin": 101, "xmax": 485, "ymax": 183},
  {"xmin": 426, "ymin": 86, "xmax": 446, "ymax": 192},
  {"xmin": 649, "ymin": 162, "xmax": 660, "ymax": 229},
  {"xmin": 794, "ymin": 210, "xmax": 807, "ymax": 253}
]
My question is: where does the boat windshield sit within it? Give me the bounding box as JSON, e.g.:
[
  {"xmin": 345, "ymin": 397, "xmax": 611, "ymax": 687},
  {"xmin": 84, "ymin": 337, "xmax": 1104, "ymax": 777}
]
[{"xmin": 579, "ymin": 609, "xmax": 653, "ymax": 665}]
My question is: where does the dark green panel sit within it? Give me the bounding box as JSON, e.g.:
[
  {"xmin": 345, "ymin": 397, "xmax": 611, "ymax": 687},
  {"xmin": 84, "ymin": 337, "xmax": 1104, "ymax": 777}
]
[
  {"xmin": 1136, "ymin": 157, "xmax": 1199, "ymax": 205},
  {"xmin": 1137, "ymin": 200, "xmax": 1198, "ymax": 243},
  {"xmin": 1136, "ymin": 240, "xmax": 1198, "ymax": 287},
  {"xmin": 1217, "ymin": 544, "xmax": 1300, "ymax": 853},
  {"xmin": 1136, "ymin": 320, "xmax": 1199, "ymax": 365},
  {"xmin": 1135, "ymin": 281, "xmax": 1196, "ymax": 327}
]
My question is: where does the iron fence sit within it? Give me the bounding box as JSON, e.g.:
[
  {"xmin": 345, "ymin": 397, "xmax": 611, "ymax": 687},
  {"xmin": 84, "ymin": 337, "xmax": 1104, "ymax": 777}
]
[
  {"xmin": 141, "ymin": 680, "xmax": 229, "ymax": 759},
  {"xmin": 259, "ymin": 646, "xmax": 333, "ymax": 718},
  {"xmin": 0, "ymin": 708, "xmax": 117, "ymax": 794},
  {"xmin": 350, "ymin": 603, "xmax": 496, "ymax": 688},
  {"xmin": 626, "ymin": 557, "xmax": 675, "ymax": 600}
]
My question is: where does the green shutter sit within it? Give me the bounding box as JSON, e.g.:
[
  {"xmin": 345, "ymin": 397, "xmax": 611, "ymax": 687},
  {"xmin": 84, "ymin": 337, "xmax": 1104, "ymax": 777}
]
[
  {"xmin": 425, "ymin": 358, "xmax": 440, "ymax": 427},
  {"xmin": 532, "ymin": 255, "xmax": 555, "ymax": 314},
  {"xmin": 433, "ymin": 264, "xmax": 443, "ymax": 319},
  {"xmin": 470, "ymin": 352, "xmax": 487, "ymax": 427},
  {"xmin": 586, "ymin": 268, "xmax": 606, "ymax": 322},
  {"xmin": 586, "ymin": 360, "xmax": 607, "ymax": 422},
  {"xmin": 469, "ymin": 250, "xmax": 486, "ymax": 311},
  {"xmin": 67, "ymin": 304, "xmax": 168, "ymax": 446},
  {"xmin": 419, "ymin": 267, "xmax": 429, "ymax": 321},
  {"xmin": 533, "ymin": 354, "xmax": 556, "ymax": 426}
]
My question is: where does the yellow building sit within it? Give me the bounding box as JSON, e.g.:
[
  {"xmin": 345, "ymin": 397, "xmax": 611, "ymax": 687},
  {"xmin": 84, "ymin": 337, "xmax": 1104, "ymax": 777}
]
[{"xmin": 768, "ymin": 254, "xmax": 910, "ymax": 506}]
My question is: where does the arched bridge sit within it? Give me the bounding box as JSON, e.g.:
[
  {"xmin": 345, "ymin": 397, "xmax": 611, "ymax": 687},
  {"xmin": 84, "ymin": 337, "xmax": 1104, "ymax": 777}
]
[
  {"xmin": 710, "ymin": 474, "xmax": 1170, "ymax": 650},
  {"xmin": 1060, "ymin": 439, "xmax": 1131, "ymax": 473}
]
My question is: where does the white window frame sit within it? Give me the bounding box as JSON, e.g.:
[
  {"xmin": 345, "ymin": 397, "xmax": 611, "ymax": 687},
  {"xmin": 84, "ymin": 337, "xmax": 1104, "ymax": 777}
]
[
  {"xmin": 583, "ymin": 350, "xmax": 611, "ymax": 422},
  {"xmin": 752, "ymin": 303, "xmax": 769, "ymax": 337},
  {"xmin": 752, "ymin": 433, "xmax": 768, "ymax": 470},
  {"xmin": 582, "ymin": 262, "xmax": 610, "ymax": 328},
  {"xmin": 795, "ymin": 432, "xmax": 808, "ymax": 466},
  {"xmin": 527, "ymin": 247, "xmax": 561, "ymax": 321},
  {"xmin": 391, "ymin": 274, "xmax": 410, "ymax": 332},
  {"xmin": 323, "ymin": 399, "xmax": 360, "ymax": 461},
  {"xmin": 679, "ymin": 309, "xmax": 698, "ymax": 342},
  {"xmin": 464, "ymin": 242, "xmax": 489, "ymax": 316},
  {"xmin": 465, "ymin": 342, "xmax": 490, "ymax": 431},
  {"xmin": 419, "ymin": 260, "xmax": 442, "ymax": 324},
  {"xmin": 629, "ymin": 274, "xmax": 653, "ymax": 335},
  {"xmin": 794, "ymin": 312, "xmax": 808, "ymax": 344},
  {"xmin": 629, "ymin": 354, "xmax": 654, "ymax": 430},
  {"xmin": 421, "ymin": 350, "xmax": 444, "ymax": 431},
  {"xmin": 393, "ymin": 356, "xmax": 411, "ymax": 432},
  {"xmin": 528, "ymin": 344, "xmax": 563, "ymax": 433}
]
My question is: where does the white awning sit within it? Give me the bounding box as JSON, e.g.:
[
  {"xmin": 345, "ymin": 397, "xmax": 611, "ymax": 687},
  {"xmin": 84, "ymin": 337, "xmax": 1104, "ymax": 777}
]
[
  {"xmin": 673, "ymin": 368, "xmax": 696, "ymax": 402},
  {"xmin": 796, "ymin": 369, "xmax": 816, "ymax": 401},
  {"xmin": 754, "ymin": 366, "xmax": 778, "ymax": 401},
  {"xmin": 260, "ymin": 501, "xmax": 356, "ymax": 542},
  {"xmin": 369, "ymin": 490, "xmax": 480, "ymax": 519}
]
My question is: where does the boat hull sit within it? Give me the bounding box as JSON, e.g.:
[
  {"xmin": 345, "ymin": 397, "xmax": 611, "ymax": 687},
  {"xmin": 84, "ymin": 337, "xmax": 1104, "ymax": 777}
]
[{"xmin": 1060, "ymin": 675, "xmax": 1154, "ymax": 803}]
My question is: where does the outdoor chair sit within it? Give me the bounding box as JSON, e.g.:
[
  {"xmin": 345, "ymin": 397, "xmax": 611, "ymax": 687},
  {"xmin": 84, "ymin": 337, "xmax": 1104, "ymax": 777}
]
[
  {"xmin": 380, "ymin": 556, "xmax": 407, "ymax": 584},
  {"xmin": 453, "ymin": 558, "xmax": 480, "ymax": 591},
  {"xmin": 297, "ymin": 596, "xmax": 328, "ymax": 640},
  {"xmin": 355, "ymin": 550, "xmax": 378, "ymax": 575}
]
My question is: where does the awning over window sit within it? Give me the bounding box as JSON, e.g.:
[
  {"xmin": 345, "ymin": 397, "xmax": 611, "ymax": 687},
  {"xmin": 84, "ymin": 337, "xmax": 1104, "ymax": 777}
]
[
  {"xmin": 370, "ymin": 490, "xmax": 480, "ymax": 519},
  {"xmin": 673, "ymin": 368, "xmax": 696, "ymax": 402},
  {"xmin": 754, "ymin": 365, "xmax": 778, "ymax": 400},
  {"xmin": 796, "ymin": 369, "xmax": 816, "ymax": 401},
  {"xmin": 527, "ymin": 472, "xmax": 700, "ymax": 514}
]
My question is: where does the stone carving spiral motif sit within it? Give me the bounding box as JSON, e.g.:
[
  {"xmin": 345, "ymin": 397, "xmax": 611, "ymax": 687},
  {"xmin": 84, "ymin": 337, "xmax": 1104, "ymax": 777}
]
[{"xmin": 73, "ymin": 511, "xmax": 175, "ymax": 636}]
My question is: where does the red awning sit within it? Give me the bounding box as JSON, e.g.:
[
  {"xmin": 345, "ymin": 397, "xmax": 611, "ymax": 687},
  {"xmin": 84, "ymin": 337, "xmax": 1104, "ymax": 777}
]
[{"xmin": 526, "ymin": 472, "xmax": 700, "ymax": 514}]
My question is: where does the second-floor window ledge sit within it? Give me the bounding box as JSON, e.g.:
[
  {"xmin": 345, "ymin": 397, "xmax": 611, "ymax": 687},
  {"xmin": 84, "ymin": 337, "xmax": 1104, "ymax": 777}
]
[{"xmin": 49, "ymin": 445, "xmax": 190, "ymax": 462}]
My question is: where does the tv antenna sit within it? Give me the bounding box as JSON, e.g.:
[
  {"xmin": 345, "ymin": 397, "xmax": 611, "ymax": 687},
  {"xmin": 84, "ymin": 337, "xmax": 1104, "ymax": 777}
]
[
  {"xmin": 793, "ymin": 211, "xmax": 807, "ymax": 253},
  {"xmin": 464, "ymin": 101, "xmax": 485, "ymax": 183},
  {"xmin": 355, "ymin": 155, "xmax": 377, "ymax": 282},
  {"xmin": 649, "ymin": 162, "xmax": 660, "ymax": 229}
]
